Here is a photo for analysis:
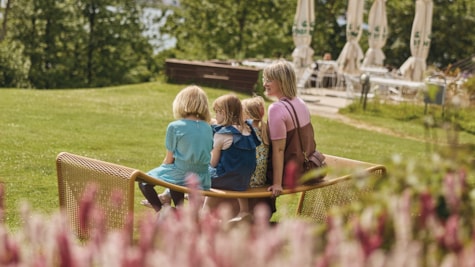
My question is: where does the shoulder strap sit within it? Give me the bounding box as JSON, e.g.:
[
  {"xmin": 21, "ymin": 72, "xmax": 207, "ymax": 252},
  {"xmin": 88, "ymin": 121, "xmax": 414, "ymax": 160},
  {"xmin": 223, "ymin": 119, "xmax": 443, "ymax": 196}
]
[{"xmin": 281, "ymin": 99, "xmax": 308, "ymax": 161}]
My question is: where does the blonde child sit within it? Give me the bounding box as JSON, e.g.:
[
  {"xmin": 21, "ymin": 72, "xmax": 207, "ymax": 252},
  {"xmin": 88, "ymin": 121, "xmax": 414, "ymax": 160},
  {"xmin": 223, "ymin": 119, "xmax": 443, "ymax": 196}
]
[
  {"xmin": 242, "ymin": 96, "xmax": 269, "ymax": 188},
  {"xmin": 139, "ymin": 85, "xmax": 213, "ymax": 212}
]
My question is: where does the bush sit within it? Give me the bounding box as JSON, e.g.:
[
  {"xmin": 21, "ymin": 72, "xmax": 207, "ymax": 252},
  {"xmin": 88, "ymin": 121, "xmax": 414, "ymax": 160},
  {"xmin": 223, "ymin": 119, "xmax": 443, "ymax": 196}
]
[{"xmin": 0, "ymin": 41, "xmax": 31, "ymax": 88}]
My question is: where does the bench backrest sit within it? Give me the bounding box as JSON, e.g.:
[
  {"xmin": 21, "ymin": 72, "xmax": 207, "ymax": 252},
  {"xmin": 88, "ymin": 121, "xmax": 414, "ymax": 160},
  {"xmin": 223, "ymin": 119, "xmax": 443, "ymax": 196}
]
[
  {"xmin": 56, "ymin": 152, "xmax": 139, "ymax": 239},
  {"xmin": 56, "ymin": 152, "xmax": 386, "ymax": 239},
  {"xmin": 296, "ymin": 155, "xmax": 386, "ymax": 222}
]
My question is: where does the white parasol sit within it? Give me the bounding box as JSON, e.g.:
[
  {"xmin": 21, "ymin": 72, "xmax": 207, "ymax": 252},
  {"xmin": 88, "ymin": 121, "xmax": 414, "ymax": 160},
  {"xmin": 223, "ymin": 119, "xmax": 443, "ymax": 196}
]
[
  {"xmin": 292, "ymin": 0, "xmax": 315, "ymax": 81},
  {"xmin": 337, "ymin": 0, "xmax": 365, "ymax": 75},
  {"xmin": 362, "ymin": 0, "xmax": 388, "ymax": 67},
  {"xmin": 399, "ymin": 0, "xmax": 433, "ymax": 82}
]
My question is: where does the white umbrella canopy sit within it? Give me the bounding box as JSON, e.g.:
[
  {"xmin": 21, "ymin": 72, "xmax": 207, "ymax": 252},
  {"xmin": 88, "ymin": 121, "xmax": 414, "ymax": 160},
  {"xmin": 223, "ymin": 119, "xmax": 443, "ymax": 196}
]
[
  {"xmin": 399, "ymin": 0, "xmax": 433, "ymax": 82},
  {"xmin": 337, "ymin": 0, "xmax": 365, "ymax": 75},
  {"xmin": 362, "ymin": 0, "xmax": 388, "ymax": 67},
  {"xmin": 292, "ymin": 0, "xmax": 315, "ymax": 72}
]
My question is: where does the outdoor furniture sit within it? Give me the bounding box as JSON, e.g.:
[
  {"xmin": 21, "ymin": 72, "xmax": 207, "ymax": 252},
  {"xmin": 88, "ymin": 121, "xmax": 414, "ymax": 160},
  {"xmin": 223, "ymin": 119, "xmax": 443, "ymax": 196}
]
[
  {"xmin": 165, "ymin": 59, "xmax": 260, "ymax": 94},
  {"xmin": 56, "ymin": 152, "xmax": 386, "ymax": 239},
  {"xmin": 368, "ymin": 76, "xmax": 426, "ymax": 100},
  {"xmin": 314, "ymin": 60, "xmax": 343, "ymax": 89},
  {"xmin": 297, "ymin": 155, "xmax": 386, "ymax": 223},
  {"xmin": 360, "ymin": 66, "xmax": 389, "ymax": 77}
]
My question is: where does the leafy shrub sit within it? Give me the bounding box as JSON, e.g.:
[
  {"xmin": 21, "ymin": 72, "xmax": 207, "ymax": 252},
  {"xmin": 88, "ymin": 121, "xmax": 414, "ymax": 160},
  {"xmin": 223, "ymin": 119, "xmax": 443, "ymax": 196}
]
[
  {"xmin": 254, "ymin": 70, "xmax": 266, "ymax": 98},
  {"xmin": 0, "ymin": 41, "xmax": 31, "ymax": 88}
]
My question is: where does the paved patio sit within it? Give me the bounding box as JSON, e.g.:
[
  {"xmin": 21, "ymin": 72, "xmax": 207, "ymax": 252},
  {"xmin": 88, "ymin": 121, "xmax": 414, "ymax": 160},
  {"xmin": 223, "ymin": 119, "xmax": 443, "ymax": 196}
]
[{"xmin": 300, "ymin": 88, "xmax": 354, "ymax": 118}]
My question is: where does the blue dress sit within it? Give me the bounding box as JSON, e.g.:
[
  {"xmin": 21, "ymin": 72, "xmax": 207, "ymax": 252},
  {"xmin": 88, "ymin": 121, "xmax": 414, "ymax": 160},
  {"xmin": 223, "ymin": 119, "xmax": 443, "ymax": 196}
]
[
  {"xmin": 148, "ymin": 119, "xmax": 213, "ymax": 190},
  {"xmin": 210, "ymin": 121, "xmax": 261, "ymax": 191}
]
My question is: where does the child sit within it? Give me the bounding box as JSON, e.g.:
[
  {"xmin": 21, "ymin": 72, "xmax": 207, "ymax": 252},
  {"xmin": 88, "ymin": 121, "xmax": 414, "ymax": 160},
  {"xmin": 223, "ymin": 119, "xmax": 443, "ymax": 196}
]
[
  {"xmin": 242, "ymin": 96, "xmax": 269, "ymax": 188},
  {"xmin": 207, "ymin": 94, "xmax": 261, "ymax": 218},
  {"xmin": 139, "ymin": 85, "xmax": 213, "ymax": 212},
  {"xmin": 156, "ymin": 96, "xmax": 269, "ymax": 209},
  {"xmin": 156, "ymin": 97, "xmax": 269, "ymax": 210}
]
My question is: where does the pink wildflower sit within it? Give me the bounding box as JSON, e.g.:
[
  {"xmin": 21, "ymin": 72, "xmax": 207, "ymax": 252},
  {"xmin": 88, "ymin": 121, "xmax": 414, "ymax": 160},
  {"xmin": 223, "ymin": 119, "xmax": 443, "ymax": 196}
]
[
  {"xmin": 79, "ymin": 183, "xmax": 98, "ymax": 236},
  {"xmin": 443, "ymin": 171, "xmax": 465, "ymax": 213},
  {"xmin": 0, "ymin": 230, "xmax": 20, "ymax": 265},
  {"xmin": 91, "ymin": 206, "xmax": 106, "ymax": 246},
  {"xmin": 354, "ymin": 216, "xmax": 384, "ymax": 258},
  {"xmin": 419, "ymin": 190, "xmax": 435, "ymax": 228},
  {"xmin": 441, "ymin": 215, "xmax": 463, "ymax": 253},
  {"xmin": 185, "ymin": 172, "xmax": 203, "ymax": 212},
  {"xmin": 316, "ymin": 216, "xmax": 343, "ymax": 267},
  {"xmin": 138, "ymin": 213, "xmax": 159, "ymax": 253},
  {"xmin": 109, "ymin": 188, "xmax": 124, "ymax": 209},
  {"xmin": 56, "ymin": 228, "xmax": 75, "ymax": 267}
]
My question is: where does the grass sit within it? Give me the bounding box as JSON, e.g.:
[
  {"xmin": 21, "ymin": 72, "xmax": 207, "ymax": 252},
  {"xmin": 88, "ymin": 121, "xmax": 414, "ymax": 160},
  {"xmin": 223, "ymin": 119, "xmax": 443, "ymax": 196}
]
[
  {"xmin": 340, "ymin": 98, "xmax": 475, "ymax": 144},
  {"xmin": 1, "ymin": 81, "xmax": 474, "ymax": 230}
]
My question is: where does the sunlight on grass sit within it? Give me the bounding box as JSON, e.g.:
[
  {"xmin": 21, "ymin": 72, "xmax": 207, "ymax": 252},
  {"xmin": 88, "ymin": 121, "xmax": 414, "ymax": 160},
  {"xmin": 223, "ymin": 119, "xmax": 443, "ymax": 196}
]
[{"xmin": 1, "ymin": 82, "xmax": 473, "ymax": 229}]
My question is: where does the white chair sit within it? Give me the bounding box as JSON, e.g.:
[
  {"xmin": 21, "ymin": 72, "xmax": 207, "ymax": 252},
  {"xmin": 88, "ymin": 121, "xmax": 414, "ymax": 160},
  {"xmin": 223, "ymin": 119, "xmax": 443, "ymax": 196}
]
[
  {"xmin": 297, "ymin": 67, "xmax": 314, "ymax": 89},
  {"xmin": 315, "ymin": 60, "xmax": 344, "ymax": 89}
]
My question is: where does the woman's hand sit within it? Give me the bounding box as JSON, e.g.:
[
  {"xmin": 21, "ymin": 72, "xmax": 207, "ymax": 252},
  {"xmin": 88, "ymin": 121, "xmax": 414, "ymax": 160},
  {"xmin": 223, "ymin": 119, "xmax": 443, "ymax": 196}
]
[{"xmin": 268, "ymin": 184, "xmax": 283, "ymax": 198}]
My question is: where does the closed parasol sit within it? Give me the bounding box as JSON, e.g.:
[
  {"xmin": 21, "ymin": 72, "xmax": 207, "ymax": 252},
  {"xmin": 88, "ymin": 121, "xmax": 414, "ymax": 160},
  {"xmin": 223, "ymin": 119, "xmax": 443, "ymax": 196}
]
[
  {"xmin": 399, "ymin": 0, "xmax": 433, "ymax": 82},
  {"xmin": 292, "ymin": 0, "xmax": 315, "ymax": 81},
  {"xmin": 337, "ymin": 0, "xmax": 365, "ymax": 75},
  {"xmin": 362, "ymin": 0, "xmax": 388, "ymax": 67}
]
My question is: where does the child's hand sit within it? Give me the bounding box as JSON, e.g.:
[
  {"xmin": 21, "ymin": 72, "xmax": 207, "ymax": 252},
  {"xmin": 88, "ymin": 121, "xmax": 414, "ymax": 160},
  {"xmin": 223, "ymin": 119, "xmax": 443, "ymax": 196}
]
[{"xmin": 267, "ymin": 184, "xmax": 283, "ymax": 198}]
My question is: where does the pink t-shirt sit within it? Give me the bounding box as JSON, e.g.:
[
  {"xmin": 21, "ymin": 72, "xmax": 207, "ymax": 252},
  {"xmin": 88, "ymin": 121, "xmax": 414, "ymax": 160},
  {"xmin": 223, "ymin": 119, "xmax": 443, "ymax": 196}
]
[{"xmin": 268, "ymin": 97, "xmax": 312, "ymax": 140}]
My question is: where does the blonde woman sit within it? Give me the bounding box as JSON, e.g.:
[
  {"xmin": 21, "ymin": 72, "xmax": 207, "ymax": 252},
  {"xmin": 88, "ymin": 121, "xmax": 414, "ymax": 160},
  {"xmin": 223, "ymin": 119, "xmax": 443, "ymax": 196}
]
[{"xmin": 263, "ymin": 60, "xmax": 321, "ymax": 215}]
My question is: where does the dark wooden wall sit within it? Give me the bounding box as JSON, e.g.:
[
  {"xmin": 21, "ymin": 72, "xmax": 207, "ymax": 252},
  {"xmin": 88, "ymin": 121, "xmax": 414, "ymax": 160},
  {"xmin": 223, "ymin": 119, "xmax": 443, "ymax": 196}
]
[{"xmin": 165, "ymin": 59, "xmax": 261, "ymax": 95}]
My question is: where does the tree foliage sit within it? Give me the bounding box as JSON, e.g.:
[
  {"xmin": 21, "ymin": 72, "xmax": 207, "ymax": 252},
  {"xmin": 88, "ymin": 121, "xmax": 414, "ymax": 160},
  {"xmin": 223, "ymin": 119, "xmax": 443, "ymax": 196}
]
[
  {"xmin": 311, "ymin": 0, "xmax": 347, "ymax": 60},
  {"xmin": 161, "ymin": 0, "xmax": 475, "ymax": 71},
  {"xmin": 430, "ymin": 0, "xmax": 475, "ymax": 68},
  {"xmin": 0, "ymin": 0, "xmax": 474, "ymax": 89},
  {"xmin": 3, "ymin": 0, "xmax": 156, "ymax": 89},
  {"xmin": 0, "ymin": 40, "xmax": 31, "ymax": 88},
  {"xmin": 161, "ymin": 0, "xmax": 296, "ymax": 60}
]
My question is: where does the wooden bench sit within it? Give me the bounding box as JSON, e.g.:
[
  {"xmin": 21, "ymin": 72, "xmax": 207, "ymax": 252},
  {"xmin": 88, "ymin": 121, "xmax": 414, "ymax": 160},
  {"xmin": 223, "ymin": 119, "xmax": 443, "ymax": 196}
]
[{"xmin": 56, "ymin": 152, "xmax": 386, "ymax": 239}]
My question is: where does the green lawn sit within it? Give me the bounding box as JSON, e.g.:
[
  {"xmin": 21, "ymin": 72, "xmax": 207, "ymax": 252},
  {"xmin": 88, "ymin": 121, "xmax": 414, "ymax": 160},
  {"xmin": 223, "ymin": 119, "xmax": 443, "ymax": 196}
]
[{"xmin": 1, "ymin": 81, "xmax": 473, "ymax": 229}]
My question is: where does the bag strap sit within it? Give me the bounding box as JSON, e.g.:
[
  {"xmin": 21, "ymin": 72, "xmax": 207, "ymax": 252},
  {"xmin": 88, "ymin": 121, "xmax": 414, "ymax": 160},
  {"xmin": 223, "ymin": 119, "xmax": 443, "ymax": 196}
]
[{"xmin": 281, "ymin": 99, "xmax": 308, "ymax": 162}]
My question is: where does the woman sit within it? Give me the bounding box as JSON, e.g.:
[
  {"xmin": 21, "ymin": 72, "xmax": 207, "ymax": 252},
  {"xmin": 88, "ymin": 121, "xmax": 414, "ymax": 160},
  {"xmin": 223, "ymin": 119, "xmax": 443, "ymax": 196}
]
[{"xmin": 263, "ymin": 60, "xmax": 321, "ymax": 212}]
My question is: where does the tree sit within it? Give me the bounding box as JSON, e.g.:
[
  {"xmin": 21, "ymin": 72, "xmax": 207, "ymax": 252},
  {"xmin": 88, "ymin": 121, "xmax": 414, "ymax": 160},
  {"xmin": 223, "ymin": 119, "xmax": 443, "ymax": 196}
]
[
  {"xmin": 2, "ymin": 0, "xmax": 474, "ymax": 89},
  {"xmin": 161, "ymin": 0, "xmax": 475, "ymax": 71},
  {"xmin": 7, "ymin": 0, "xmax": 155, "ymax": 89},
  {"xmin": 0, "ymin": 0, "xmax": 31, "ymax": 88},
  {"xmin": 161, "ymin": 0, "xmax": 296, "ymax": 60},
  {"xmin": 0, "ymin": 41, "xmax": 31, "ymax": 88},
  {"xmin": 0, "ymin": 0, "xmax": 11, "ymax": 42},
  {"xmin": 312, "ymin": 0, "xmax": 347, "ymax": 60},
  {"xmin": 78, "ymin": 0, "xmax": 155, "ymax": 87},
  {"xmin": 430, "ymin": 0, "xmax": 475, "ymax": 68},
  {"xmin": 382, "ymin": 0, "xmax": 475, "ymax": 70}
]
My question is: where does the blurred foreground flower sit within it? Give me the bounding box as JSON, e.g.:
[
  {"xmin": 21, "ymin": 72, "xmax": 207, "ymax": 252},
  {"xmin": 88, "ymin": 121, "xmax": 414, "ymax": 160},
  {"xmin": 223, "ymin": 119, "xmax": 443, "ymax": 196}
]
[{"xmin": 0, "ymin": 151, "xmax": 474, "ymax": 266}]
